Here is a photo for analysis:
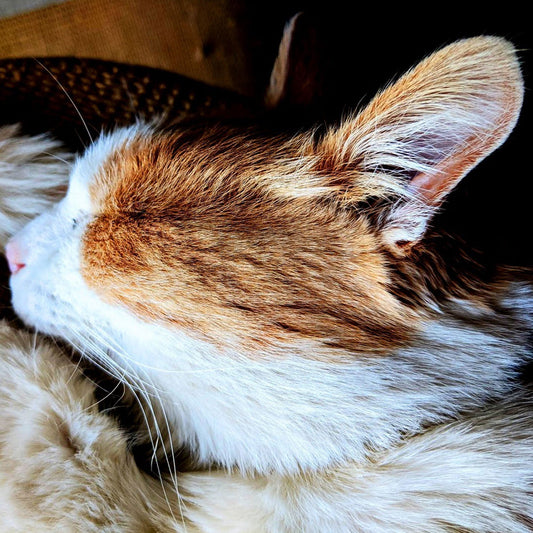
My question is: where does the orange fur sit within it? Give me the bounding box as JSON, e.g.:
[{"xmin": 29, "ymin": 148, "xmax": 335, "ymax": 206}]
[
  {"xmin": 80, "ymin": 37, "xmax": 524, "ymax": 360},
  {"xmin": 82, "ymin": 128, "xmax": 414, "ymax": 356},
  {"xmin": 1, "ymin": 35, "xmax": 531, "ymax": 532}
]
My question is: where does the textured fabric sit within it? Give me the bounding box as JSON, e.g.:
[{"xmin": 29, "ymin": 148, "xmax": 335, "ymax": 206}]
[{"xmin": 0, "ymin": 57, "xmax": 253, "ymax": 150}]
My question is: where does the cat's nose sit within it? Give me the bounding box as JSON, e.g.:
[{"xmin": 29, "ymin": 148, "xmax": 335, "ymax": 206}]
[{"xmin": 5, "ymin": 240, "xmax": 26, "ymax": 274}]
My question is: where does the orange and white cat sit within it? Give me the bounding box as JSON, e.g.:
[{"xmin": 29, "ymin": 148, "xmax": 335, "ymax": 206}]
[{"xmin": 1, "ymin": 36, "xmax": 532, "ymax": 531}]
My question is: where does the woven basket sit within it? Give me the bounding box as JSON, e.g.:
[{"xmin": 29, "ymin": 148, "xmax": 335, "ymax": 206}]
[{"xmin": 0, "ymin": 57, "xmax": 254, "ymax": 149}]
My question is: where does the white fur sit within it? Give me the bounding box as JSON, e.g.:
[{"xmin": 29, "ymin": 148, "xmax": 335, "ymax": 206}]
[
  {"xmin": 182, "ymin": 391, "xmax": 533, "ymax": 532},
  {"xmin": 1, "ymin": 319, "xmax": 532, "ymax": 532},
  {"xmin": 5, "ymin": 126, "xmax": 533, "ymax": 485},
  {"xmin": 67, "ymin": 123, "xmax": 154, "ymax": 216}
]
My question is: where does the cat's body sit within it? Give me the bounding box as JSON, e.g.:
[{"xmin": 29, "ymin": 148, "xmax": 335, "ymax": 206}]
[{"xmin": 1, "ymin": 36, "xmax": 532, "ymax": 531}]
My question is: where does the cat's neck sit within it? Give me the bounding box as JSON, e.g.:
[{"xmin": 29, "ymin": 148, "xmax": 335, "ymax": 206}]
[{"xmin": 90, "ymin": 276, "xmax": 532, "ymax": 475}]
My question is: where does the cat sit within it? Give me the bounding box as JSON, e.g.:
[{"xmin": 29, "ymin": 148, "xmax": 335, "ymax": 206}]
[{"xmin": 1, "ymin": 35, "xmax": 532, "ymax": 531}]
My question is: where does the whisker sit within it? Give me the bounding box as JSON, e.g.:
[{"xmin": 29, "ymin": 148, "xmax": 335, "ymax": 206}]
[
  {"xmin": 34, "ymin": 58, "xmax": 94, "ymax": 146},
  {"xmin": 41, "ymin": 151, "xmax": 73, "ymax": 166},
  {"xmin": 64, "ymin": 351, "xmax": 85, "ymax": 386},
  {"xmin": 136, "ymin": 365, "xmax": 183, "ymax": 492},
  {"xmin": 114, "ymin": 359, "xmax": 184, "ymax": 527},
  {"xmin": 63, "ymin": 325, "xmax": 186, "ymax": 526}
]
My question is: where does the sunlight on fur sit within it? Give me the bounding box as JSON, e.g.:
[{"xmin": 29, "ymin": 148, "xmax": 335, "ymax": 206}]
[{"xmin": 1, "ymin": 35, "xmax": 532, "ymax": 532}]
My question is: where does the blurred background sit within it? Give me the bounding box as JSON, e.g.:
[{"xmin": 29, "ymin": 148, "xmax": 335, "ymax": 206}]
[{"xmin": 0, "ymin": 0, "xmax": 531, "ymax": 264}]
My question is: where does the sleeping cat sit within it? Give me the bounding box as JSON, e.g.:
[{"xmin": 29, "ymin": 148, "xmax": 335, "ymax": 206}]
[{"xmin": 1, "ymin": 35, "xmax": 532, "ymax": 531}]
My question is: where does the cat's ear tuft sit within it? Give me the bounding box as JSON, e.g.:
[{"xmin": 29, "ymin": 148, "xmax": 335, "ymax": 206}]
[{"xmin": 315, "ymin": 37, "xmax": 523, "ymax": 254}]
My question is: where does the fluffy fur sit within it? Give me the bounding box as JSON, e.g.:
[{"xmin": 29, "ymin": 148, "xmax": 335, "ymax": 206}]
[
  {"xmin": 0, "ymin": 322, "xmax": 184, "ymax": 532},
  {"xmin": 0, "ymin": 124, "xmax": 71, "ymax": 249},
  {"xmin": 1, "ymin": 36, "xmax": 532, "ymax": 531}
]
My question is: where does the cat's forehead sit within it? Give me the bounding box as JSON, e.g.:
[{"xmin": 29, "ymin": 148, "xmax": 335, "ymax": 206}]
[
  {"xmin": 67, "ymin": 125, "xmax": 150, "ymax": 214},
  {"xmin": 73, "ymin": 123, "xmax": 303, "ymax": 218},
  {"xmin": 71, "ymin": 122, "xmax": 412, "ymax": 355}
]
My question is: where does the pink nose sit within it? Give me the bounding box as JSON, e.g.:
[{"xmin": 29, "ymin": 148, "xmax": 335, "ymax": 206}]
[{"xmin": 5, "ymin": 240, "xmax": 26, "ymax": 274}]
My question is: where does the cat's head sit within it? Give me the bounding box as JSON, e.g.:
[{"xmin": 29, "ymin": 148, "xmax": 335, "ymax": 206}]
[{"xmin": 7, "ymin": 37, "xmax": 523, "ymax": 364}]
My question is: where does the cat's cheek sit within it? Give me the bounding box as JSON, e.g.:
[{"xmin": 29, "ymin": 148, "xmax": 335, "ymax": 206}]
[
  {"xmin": 10, "ymin": 259, "xmax": 89, "ymax": 338},
  {"xmin": 7, "ymin": 213, "xmax": 86, "ymax": 335},
  {"xmin": 9, "ymin": 266, "xmax": 60, "ymax": 336}
]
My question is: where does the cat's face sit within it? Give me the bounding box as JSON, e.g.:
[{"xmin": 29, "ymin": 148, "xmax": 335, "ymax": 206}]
[
  {"xmin": 7, "ymin": 37, "xmax": 523, "ymax": 365},
  {"xmin": 8, "ymin": 121, "xmax": 413, "ymax": 360}
]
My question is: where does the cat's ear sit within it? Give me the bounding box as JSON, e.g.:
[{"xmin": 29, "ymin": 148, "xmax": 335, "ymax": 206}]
[
  {"xmin": 265, "ymin": 12, "xmax": 322, "ymax": 109},
  {"xmin": 315, "ymin": 37, "xmax": 523, "ymax": 254}
]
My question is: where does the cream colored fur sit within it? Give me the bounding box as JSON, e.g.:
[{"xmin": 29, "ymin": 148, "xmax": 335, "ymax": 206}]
[
  {"xmin": 0, "ymin": 124, "xmax": 71, "ymax": 249},
  {"xmin": 0, "ymin": 322, "xmax": 184, "ymax": 532},
  {"xmin": 1, "ymin": 37, "xmax": 532, "ymax": 532},
  {"xmin": 1, "ymin": 317, "xmax": 532, "ymax": 532}
]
